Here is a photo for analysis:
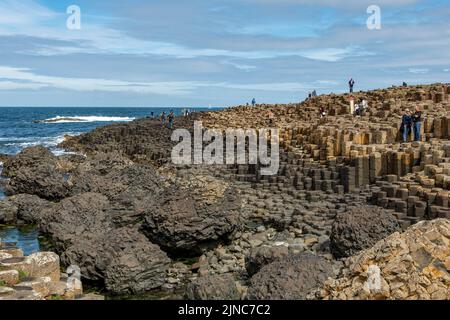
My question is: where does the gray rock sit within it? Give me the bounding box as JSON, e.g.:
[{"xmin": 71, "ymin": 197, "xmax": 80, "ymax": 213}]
[
  {"xmin": 330, "ymin": 205, "xmax": 401, "ymax": 259},
  {"xmin": 247, "ymin": 253, "xmax": 333, "ymax": 300},
  {"xmin": 2, "ymin": 146, "xmax": 70, "ymax": 200},
  {"xmin": 245, "ymin": 245, "xmax": 289, "ymax": 276},
  {"xmin": 185, "ymin": 274, "xmax": 241, "ymax": 300},
  {"xmin": 142, "ymin": 186, "xmax": 241, "ymax": 256}
]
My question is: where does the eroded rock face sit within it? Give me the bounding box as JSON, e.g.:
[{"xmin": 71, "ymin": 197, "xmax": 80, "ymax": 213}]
[
  {"xmin": 320, "ymin": 219, "xmax": 450, "ymax": 300},
  {"xmin": 142, "ymin": 185, "xmax": 242, "ymax": 256},
  {"xmin": 2, "ymin": 146, "xmax": 70, "ymax": 200},
  {"xmin": 247, "ymin": 253, "xmax": 333, "ymax": 300},
  {"xmin": 185, "ymin": 274, "xmax": 241, "ymax": 300},
  {"xmin": 330, "ymin": 206, "xmax": 401, "ymax": 259}
]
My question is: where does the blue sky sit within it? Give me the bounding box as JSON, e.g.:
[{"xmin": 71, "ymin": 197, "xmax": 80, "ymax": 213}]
[{"xmin": 0, "ymin": 0, "xmax": 449, "ymax": 107}]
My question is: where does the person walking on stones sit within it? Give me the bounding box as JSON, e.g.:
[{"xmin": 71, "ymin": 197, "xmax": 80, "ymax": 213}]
[
  {"xmin": 412, "ymin": 106, "xmax": 422, "ymax": 142},
  {"xmin": 312, "ymin": 90, "xmax": 317, "ymax": 97},
  {"xmin": 252, "ymin": 98, "xmax": 256, "ymax": 107},
  {"xmin": 319, "ymin": 106, "xmax": 326, "ymax": 118},
  {"xmin": 349, "ymin": 78, "xmax": 355, "ymax": 93},
  {"xmin": 168, "ymin": 110, "xmax": 175, "ymax": 129},
  {"xmin": 161, "ymin": 111, "xmax": 167, "ymax": 127},
  {"xmin": 401, "ymin": 109, "xmax": 413, "ymax": 142},
  {"xmin": 268, "ymin": 110, "xmax": 275, "ymax": 126}
]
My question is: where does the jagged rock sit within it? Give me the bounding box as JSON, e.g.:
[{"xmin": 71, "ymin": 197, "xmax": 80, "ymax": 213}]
[
  {"xmin": 2, "ymin": 146, "xmax": 70, "ymax": 200},
  {"xmin": 320, "ymin": 219, "xmax": 450, "ymax": 300},
  {"xmin": 245, "ymin": 245, "xmax": 289, "ymax": 276},
  {"xmin": 330, "ymin": 206, "xmax": 401, "ymax": 259},
  {"xmin": 142, "ymin": 185, "xmax": 241, "ymax": 256},
  {"xmin": 185, "ymin": 274, "xmax": 241, "ymax": 300},
  {"xmin": 247, "ymin": 253, "xmax": 333, "ymax": 300},
  {"xmin": 29, "ymin": 193, "xmax": 170, "ymax": 295}
]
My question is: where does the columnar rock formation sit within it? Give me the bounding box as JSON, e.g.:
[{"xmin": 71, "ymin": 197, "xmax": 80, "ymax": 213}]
[{"xmin": 1, "ymin": 83, "xmax": 449, "ymax": 300}]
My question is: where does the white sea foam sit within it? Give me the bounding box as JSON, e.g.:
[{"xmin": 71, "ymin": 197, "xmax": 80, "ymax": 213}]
[{"xmin": 41, "ymin": 116, "xmax": 135, "ymax": 123}]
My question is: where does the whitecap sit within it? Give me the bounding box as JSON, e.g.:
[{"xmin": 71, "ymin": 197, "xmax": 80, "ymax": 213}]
[{"xmin": 38, "ymin": 116, "xmax": 135, "ymax": 123}]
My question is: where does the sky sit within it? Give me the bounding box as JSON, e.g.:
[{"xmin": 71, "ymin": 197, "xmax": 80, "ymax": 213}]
[{"xmin": 0, "ymin": 0, "xmax": 449, "ymax": 107}]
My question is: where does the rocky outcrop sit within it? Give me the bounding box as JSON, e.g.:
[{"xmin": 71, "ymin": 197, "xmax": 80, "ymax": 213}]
[
  {"xmin": 185, "ymin": 274, "xmax": 241, "ymax": 300},
  {"xmin": 21, "ymin": 192, "xmax": 171, "ymax": 295},
  {"xmin": 0, "ymin": 194, "xmax": 51, "ymax": 225},
  {"xmin": 2, "ymin": 146, "xmax": 70, "ymax": 200},
  {"xmin": 142, "ymin": 184, "xmax": 241, "ymax": 256},
  {"xmin": 245, "ymin": 245, "xmax": 289, "ymax": 276},
  {"xmin": 330, "ymin": 206, "xmax": 401, "ymax": 259},
  {"xmin": 247, "ymin": 253, "xmax": 333, "ymax": 300},
  {"xmin": 320, "ymin": 219, "xmax": 450, "ymax": 300}
]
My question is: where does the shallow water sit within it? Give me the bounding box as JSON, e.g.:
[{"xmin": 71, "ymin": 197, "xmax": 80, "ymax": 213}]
[{"xmin": 0, "ymin": 226, "xmax": 41, "ymax": 256}]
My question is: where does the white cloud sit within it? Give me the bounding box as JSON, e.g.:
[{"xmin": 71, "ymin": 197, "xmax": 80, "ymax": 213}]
[
  {"xmin": 222, "ymin": 61, "xmax": 257, "ymax": 72},
  {"xmin": 444, "ymin": 68, "xmax": 450, "ymax": 72},
  {"xmin": 408, "ymin": 68, "xmax": 429, "ymax": 74},
  {"xmin": 0, "ymin": 0, "xmax": 370, "ymax": 62},
  {"xmin": 0, "ymin": 65, "xmax": 336, "ymax": 94}
]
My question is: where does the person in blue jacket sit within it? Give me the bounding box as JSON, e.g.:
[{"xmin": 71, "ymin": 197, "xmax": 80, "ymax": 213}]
[{"xmin": 401, "ymin": 109, "xmax": 413, "ymax": 142}]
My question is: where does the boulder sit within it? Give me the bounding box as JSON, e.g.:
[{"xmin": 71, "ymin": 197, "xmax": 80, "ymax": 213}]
[
  {"xmin": 245, "ymin": 245, "xmax": 289, "ymax": 276},
  {"xmin": 330, "ymin": 205, "xmax": 401, "ymax": 259},
  {"xmin": 2, "ymin": 146, "xmax": 70, "ymax": 200},
  {"xmin": 30, "ymin": 193, "xmax": 170, "ymax": 295},
  {"xmin": 247, "ymin": 253, "xmax": 333, "ymax": 300},
  {"xmin": 185, "ymin": 274, "xmax": 241, "ymax": 300},
  {"xmin": 142, "ymin": 184, "xmax": 241, "ymax": 256}
]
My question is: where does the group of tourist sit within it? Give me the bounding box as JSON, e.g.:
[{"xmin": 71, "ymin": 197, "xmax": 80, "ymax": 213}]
[
  {"xmin": 160, "ymin": 110, "xmax": 175, "ymax": 129},
  {"xmin": 354, "ymin": 98, "xmax": 368, "ymax": 116},
  {"xmin": 401, "ymin": 107, "xmax": 422, "ymax": 142}
]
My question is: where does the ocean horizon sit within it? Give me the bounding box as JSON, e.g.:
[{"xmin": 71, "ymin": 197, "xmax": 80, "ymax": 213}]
[{"xmin": 0, "ymin": 106, "xmax": 221, "ymax": 156}]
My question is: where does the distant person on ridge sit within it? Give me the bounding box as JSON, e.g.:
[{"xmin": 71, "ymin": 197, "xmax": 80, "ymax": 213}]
[
  {"xmin": 401, "ymin": 109, "xmax": 413, "ymax": 142},
  {"xmin": 268, "ymin": 110, "xmax": 275, "ymax": 125},
  {"xmin": 252, "ymin": 98, "xmax": 256, "ymax": 107},
  {"xmin": 161, "ymin": 112, "xmax": 167, "ymax": 127},
  {"xmin": 168, "ymin": 110, "xmax": 175, "ymax": 129},
  {"xmin": 412, "ymin": 106, "xmax": 422, "ymax": 141},
  {"xmin": 349, "ymin": 78, "xmax": 355, "ymax": 93},
  {"xmin": 312, "ymin": 90, "xmax": 317, "ymax": 97}
]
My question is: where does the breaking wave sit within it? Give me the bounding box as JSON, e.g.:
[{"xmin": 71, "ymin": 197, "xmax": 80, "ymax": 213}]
[{"xmin": 37, "ymin": 116, "xmax": 136, "ymax": 123}]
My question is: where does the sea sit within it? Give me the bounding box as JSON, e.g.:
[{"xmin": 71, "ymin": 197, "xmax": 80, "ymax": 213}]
[{"xmin": 0, "ymin": 106, "xmax": 219, "ymax": 255}]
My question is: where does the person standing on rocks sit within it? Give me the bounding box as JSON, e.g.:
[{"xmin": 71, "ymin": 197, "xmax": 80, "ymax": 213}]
[
  {"xmin": 252, "ymin": 98, "xmax": 256, "ymax": 107},
  {"xmin": 268, "ymin": 110, "xmax": 275, "ymax": 126},
  {"xmin": 349, "ymin": 78, "xmax": 355, "ymax": 93},
  {"xmin": 168, "ymin": 110, "xmax": 175, "ymax": 129},
  {"xmin": 401, "ymin": 109, "xmax": 413, "ymax": 142},
  {"xmin": 412, "ymin": 106, "xmax": 422, "ymax": 142},
  {"xmin": 161, "ymin": 112, "xmax": 167, "ymax": 127}
]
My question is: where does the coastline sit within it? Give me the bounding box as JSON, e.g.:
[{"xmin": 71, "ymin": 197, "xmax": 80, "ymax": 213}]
[{"xmin": 1, "ymin": 83, "xmax": 449, "ymax": 300}]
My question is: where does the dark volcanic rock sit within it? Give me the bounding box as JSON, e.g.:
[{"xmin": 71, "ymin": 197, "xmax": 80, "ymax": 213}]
[
  {"xmin": 142, "ymin": 185, "xmax": 241, "ymax": 256},
  {"xmin": 2, "ymin": 146, "xmax": 70, "ymax": 200},
  {"xmin": 245, "ymin": 245, "xmax": 289, "ymax": 276},
  {"xmin": 247, "ymin": 253, "xmax": 333, "ymax": 300},
  {"xmin": 29, "ymin": 192, "xmax": 170, "ymax": 295},
  {"xmin": 0, "ymin": 194, "xmax": 51, "ymax": 224},
  {"xmin": 0, "ymin": 198, "xmax": 18, "ymax": 224},
  {"xmin": 330, "ymin": 205, "xmax": 401, "ymax": 259},
  {"xmin": 185, "ymin": 274, "xmax": 240, "ymax": 300}
]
